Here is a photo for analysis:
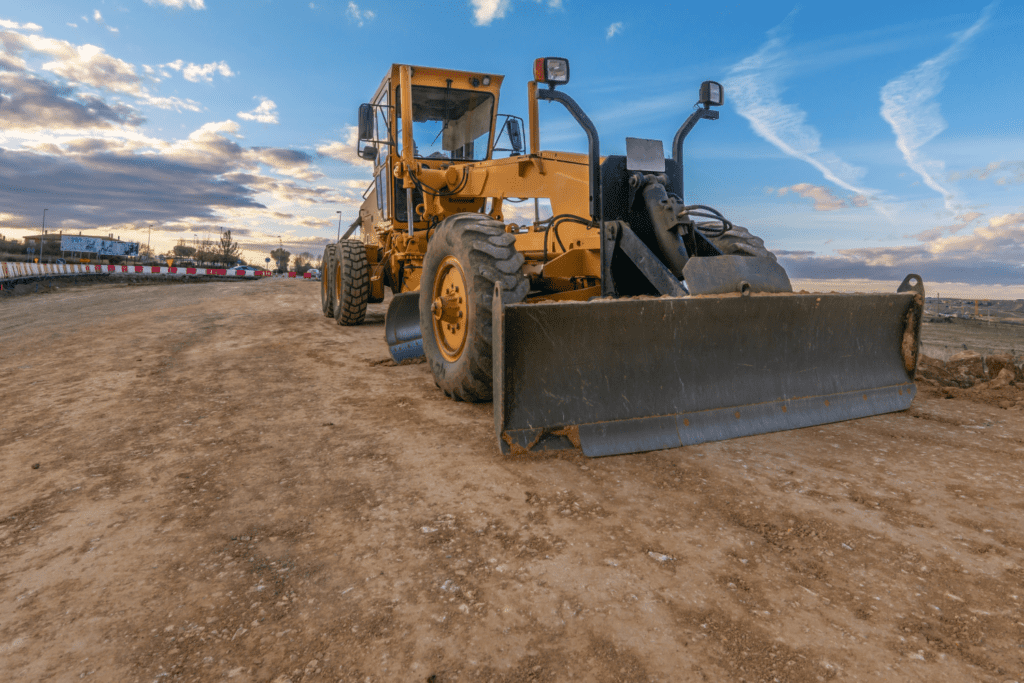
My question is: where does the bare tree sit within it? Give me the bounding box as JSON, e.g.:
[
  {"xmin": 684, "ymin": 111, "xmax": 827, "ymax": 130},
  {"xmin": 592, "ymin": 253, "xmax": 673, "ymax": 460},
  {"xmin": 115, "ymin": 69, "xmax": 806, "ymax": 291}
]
[{"xmin": 218, "ymin": 229, "xmax": 241, "ymax": 266}]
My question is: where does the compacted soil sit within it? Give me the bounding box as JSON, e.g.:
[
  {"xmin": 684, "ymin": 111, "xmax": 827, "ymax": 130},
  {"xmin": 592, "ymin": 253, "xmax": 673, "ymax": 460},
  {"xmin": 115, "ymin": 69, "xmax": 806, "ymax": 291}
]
[{"xmin": 2, "ymin": 279, "xmax": 1023, "ymax": 683}]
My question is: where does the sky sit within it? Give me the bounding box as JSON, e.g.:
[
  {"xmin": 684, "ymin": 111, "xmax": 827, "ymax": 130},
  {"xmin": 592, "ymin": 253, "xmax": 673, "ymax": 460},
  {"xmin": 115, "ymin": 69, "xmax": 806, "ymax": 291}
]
[{"xmin": 0, "ymin": 0, "xmax": 1021, "ymax": 297}]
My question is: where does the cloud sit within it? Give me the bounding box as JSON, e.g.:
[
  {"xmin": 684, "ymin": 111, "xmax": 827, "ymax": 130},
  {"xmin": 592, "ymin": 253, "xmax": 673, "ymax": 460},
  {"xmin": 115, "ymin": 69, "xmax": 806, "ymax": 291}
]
[
  {"xmin": 778, "ymin": 212, "xmax": 1024, "ymax": 285},
  {"xmin": 251, "ymin": 147, "xmax": 320, "ymax": 181},
  {"xmin": 144, "ymin": 0, "xmax": 206, "ymax": 9},
  {"xmin": 0, "ymin": 71, "xmax": 144, "ymax": 130},
  {"xmin": 776, "ymin": 183, "xmax": 849, "ymax": 211},
  {"xmin": 724, "ymin": 13, "xmax": 879, "ymax": 201},
  {"xmin": 162, "ymin": 59, "xmax": 234, "ymax": 83},
  {"xmin": 0, "ymin": 19, "xmax": 42, "ymax": 31},
  {"xmin": 347, "ymin": 2, "xmax": 376, "ymax": 26},
  {"xmin": 0, "ymin": 30, "xmax": 142, "ymax": 94},
  {"xmin": 91, "ymin": 10, "xmax": 119, "ymax": 34},
  {"xmin": 470, "ymin": 0, "xmax": 510, "ymax": 25},
  {"xmin": 316, "ymin": 126, "xmax": 373, "ymax": 167},
  {"xmin": 238, "ymin": 97, "xmax": 279, "ymax": 124},
  {"xmin": 949, "ymin": 160, "xmax": 1024, "ymax": 186},
  {"xmin": 880, "ymin": 3, "xmax": 994, "ymax": 213},
  {"xmin": 606, "ymin": 22, "xmax": 623, "ymax": 40}
]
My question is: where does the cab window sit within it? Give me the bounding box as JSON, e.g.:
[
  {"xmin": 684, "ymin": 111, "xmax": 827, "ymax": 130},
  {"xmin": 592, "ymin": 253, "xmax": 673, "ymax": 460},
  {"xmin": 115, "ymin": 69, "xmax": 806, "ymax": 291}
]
[{"xmin": 398, "ymin": 86, "xmax": 494, "ymax": 161}]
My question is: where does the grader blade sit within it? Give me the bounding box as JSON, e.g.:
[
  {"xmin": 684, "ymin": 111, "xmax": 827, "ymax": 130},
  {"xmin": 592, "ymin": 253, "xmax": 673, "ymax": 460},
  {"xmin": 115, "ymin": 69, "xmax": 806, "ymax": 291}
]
[
  {"xmin": 494, "ymin": 275, "xmax": 924, "ymax": 458},
  {"xmin": 385, "ymin": 292, "xmax": 424, "ymax": 362}
]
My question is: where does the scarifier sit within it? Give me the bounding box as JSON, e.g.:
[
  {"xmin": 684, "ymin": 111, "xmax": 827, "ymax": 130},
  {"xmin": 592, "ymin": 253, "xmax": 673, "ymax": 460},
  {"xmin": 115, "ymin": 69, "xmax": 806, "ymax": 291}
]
[{"xmin": 320, "ymin": 58, "xmax": 925, "ymax": 457}]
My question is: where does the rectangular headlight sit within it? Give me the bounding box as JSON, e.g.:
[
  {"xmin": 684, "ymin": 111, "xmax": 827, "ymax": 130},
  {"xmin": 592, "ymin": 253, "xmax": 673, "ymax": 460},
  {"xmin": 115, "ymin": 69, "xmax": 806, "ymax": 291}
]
[
  {"xmin": 700, "ymin": 80, "xmax": 723, "ymax": 107},
  {"xmin": 534, "ymin": 57, "xmax": 570, "ymax": 86}
]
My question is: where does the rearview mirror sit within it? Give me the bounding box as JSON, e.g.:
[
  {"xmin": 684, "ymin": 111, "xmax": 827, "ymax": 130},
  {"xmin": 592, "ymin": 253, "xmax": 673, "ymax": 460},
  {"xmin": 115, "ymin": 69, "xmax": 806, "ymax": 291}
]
[
  {"xmin": 358, "ymin": 103, "xmax": 375, "ymax": 141},
  {"xmin": 358, "ymin": 144, "xmax": 378, "ymax": 161},
  {"xmin": 507, "ymin": 118, "xmax": 524, "ymax": 154}
]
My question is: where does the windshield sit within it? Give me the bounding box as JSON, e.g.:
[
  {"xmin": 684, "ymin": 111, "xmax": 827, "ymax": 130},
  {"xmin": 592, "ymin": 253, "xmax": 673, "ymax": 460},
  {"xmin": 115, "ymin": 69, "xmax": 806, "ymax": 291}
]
[{"xmin": 409, "ymin": 85, "xmax": 494, "ymax": 161}]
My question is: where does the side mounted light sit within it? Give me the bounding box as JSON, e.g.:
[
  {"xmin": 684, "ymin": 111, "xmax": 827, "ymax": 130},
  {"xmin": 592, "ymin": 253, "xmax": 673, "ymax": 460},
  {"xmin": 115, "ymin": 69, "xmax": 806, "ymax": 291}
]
[
  {"xmin": 533, "ymin": 57, "xmax": 570, "ymax": 86},
  {"xmin": 699, "ymin": 80, "xmax": 724, "ymax": 107}
]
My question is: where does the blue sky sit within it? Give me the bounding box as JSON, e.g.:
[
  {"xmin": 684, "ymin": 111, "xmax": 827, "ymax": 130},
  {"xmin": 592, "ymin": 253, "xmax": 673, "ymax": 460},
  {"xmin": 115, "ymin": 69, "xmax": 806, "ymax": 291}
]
[{"xmin": 1, "ymin": 1, "xmax": 1021, "ymax": 296}]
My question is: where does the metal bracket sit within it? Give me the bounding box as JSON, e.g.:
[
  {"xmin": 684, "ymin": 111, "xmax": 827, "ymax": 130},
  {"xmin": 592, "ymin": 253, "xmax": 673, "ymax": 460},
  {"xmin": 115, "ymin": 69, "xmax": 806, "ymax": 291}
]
[{"xmin": 615, "ymin": 222, "xmax": 687, "ymax": 297}]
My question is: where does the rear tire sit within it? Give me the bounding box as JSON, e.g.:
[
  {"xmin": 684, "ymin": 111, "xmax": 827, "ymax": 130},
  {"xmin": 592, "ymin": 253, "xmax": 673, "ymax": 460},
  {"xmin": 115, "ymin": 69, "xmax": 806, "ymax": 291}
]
[
  {"xmin": 420, "ymin": 214, "xmax": 528, "ymax": 402},
  {"xmin": 321, "ymin": 244, "xmax": 336, "ymax": 318},
  {"xmin": 333, "ymin": 239, "xmax": 369, "ymax": 325},
  {"xmin": 699, "ymin": 223, "xmax": 778, "ymax": 262}
]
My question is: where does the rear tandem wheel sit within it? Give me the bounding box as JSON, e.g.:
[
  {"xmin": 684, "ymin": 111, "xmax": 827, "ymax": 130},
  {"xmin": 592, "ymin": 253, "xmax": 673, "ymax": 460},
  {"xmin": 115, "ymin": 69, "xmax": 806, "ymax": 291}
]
[{"xmin": 333, "ymin": 239, "xmax": 370, "ymax": 325}]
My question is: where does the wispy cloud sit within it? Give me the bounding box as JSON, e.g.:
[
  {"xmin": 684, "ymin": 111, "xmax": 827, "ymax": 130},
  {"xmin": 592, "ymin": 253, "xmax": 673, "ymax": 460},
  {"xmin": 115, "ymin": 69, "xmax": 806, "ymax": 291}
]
[
  {"xmin": 776, "ymin": 183, "xmax": 853, "ymax": 211},
  {"xmin": 163, "ymin": 59, "xmax": 234, "ymax": 83},
  {"xmin": 880, "ymin": 3, "xmax": 995, "ymax": 213},
  {"xmin": 606, "ymin": 22, "xmax": 623, "ymax": 40},
  {"xmin": 92, "ymin": 10, "xmax": 119, "ymax": 34},
  {"xmin": 949, "ymin": 160, "xmax": 1024, "ymax": 186},
  {"xmin": 144, "ymin": 0, "xmax": 206, "ymax": 9},
  {"xmin": 238, "ymin": 97, "xmax": 279, "ymax": 124},
  {"xmin": 347, "ymin": 2, "xmax": 376, "ymax": 26},
  {"xmin": 724, "ymin": 12, "xmax": 880, "ymax": 203}
]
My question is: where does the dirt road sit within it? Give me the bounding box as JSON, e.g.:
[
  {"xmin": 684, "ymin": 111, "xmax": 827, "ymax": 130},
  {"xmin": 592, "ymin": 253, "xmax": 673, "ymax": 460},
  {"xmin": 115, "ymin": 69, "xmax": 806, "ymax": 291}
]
[{"xmin": 2, "ymin": 279, "xmax": 1023, "ymax": 682}]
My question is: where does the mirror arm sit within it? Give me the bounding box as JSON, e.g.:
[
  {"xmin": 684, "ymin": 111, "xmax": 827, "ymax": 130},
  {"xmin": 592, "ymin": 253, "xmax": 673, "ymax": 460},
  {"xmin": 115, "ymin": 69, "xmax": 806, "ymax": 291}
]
[{"xmin": 671, "ymin": 106, "xmax": 719, "ymax": 203}]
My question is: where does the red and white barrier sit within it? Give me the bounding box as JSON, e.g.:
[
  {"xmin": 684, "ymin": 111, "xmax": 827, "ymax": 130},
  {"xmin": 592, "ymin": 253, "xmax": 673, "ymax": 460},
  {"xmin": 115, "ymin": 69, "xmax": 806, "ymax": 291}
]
[{"xmin": 0, "ymin": 261, "xmax": 270, "ymax": 283}]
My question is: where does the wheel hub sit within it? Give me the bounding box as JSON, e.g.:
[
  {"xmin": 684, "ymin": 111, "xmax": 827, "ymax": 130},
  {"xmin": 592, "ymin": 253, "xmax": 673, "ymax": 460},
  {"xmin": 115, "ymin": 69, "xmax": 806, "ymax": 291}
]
[{"xmin": 431, "ymin": 256, "xmax": 469, "ymax": 362}]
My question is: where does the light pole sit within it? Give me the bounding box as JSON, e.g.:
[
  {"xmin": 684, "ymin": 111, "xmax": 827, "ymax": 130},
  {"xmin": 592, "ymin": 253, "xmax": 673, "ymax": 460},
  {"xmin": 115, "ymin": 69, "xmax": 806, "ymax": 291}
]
[
  {"xmin": 39, "ymin": 208, "xmax": 47, "ymax": 264},
  {"xmin": 147, "ymin": 224, "xmax": 152, "ymax": 264},
  {"xmin": 336, "ymin": 210, "xmax": 342, "ymax": 241}
]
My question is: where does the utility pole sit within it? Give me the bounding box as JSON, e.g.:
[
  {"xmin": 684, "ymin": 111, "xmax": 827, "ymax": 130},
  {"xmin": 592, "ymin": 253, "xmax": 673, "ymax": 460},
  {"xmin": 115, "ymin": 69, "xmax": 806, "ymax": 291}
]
[
  {"xmin": 39, "ymin": 208, "xmax": 47, "ymax": 264},
  {"xmin": 336, "ymin": 210, "xmax": 342, "ymax": 241}
]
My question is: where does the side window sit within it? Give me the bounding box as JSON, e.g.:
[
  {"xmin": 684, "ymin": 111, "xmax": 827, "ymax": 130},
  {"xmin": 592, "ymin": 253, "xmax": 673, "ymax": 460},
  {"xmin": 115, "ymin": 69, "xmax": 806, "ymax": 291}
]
[
  {"xmin": 372, "ymin": 83, "xmax": 390, "ymax": 219},
  {"xmin": 376, "ymin": 168, "xmax": 389, "ymax": 220},
  {"xmin": 374, "ymin": 87, "xmax": 390, "ymax": 165}
]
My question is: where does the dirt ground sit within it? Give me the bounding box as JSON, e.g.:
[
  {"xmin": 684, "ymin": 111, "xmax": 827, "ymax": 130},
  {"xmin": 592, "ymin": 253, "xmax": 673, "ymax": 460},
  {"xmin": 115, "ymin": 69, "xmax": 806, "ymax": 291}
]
[{"xmin": 2, "ymin": 279, "xmax": 1024, "ymax": 683}]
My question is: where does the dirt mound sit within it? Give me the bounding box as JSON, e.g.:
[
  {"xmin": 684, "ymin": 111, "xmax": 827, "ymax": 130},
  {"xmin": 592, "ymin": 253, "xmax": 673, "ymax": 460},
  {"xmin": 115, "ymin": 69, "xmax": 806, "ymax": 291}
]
[{"xmin": 917, "ymin": 352, "xmax": 1023, "ymax": 408}]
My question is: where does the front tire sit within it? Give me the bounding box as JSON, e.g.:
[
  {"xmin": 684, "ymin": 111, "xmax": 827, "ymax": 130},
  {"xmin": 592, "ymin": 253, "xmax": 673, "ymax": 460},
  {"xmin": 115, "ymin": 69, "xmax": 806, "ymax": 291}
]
[
  {"xmin": 333, "ymin": 239, "xmax": 369, "ymax": 325},
  {"xmin": 420, "ymin": 214, "xmax": 528, "ymax": 402},
  {"xmin": 321, "ymin": 244, "xmax": 336, "ymax": 318}
]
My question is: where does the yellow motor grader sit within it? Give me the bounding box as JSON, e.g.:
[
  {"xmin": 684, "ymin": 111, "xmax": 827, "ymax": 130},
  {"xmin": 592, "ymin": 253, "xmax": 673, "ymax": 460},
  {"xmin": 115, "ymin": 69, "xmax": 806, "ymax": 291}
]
[{"xmin": 321, "ymin": 58, "xmax": 924, "ymax": 457}]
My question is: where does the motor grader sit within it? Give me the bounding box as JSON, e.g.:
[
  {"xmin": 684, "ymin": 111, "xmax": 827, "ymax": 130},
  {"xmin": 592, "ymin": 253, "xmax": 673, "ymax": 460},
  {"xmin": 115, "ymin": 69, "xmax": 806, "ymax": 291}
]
[{"xmin": 320, "ymin": 58, "xmax": 924, "ymax": 457}]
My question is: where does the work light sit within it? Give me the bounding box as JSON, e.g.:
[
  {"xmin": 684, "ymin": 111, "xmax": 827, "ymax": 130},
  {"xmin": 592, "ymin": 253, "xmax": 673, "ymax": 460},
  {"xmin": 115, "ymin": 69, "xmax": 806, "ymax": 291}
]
[
  {"xmin": 700, "ymin": 81, "xmax": 724, "ymax": 107},
  {"xmin": 534, "ymin": 57, "xmax": 570, "ymax": 86}
]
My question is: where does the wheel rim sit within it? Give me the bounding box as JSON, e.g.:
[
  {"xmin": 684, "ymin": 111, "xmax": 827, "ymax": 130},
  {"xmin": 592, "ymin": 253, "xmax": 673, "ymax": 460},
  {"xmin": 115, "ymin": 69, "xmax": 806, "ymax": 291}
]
[{"xmin": 430, "ymin": 255, "xmax": 469, "ymax": 362}]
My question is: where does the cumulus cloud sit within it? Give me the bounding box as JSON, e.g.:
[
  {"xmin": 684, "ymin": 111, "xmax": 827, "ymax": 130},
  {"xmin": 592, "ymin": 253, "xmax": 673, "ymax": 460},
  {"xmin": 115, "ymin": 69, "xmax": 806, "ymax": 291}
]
[
  {"xmin": 347, "ymin": 2, "xmax": 376, "ymax": 26},
  {"xmin": 144, "ymin": 0, "xmax": 206, "ymax": 8},
  {"xmin": 316, "ymin": 125, "xmax": 373, "ymax": 167},
  {"xmin": 0, "ymin": 19, "xmax": 42, "ymax": 31},
  {"xmin": 606, "ymin": 22, "xmax": 622, "ymax": 39},
  {"xmin": 238, "ymin": 97, "xmax": 279, "ymax": 124},
  {"xmin": 163, "ymin": 59, "xmax": 234, "ymax": 83},
  {"xmin": 724, "ymin": 13, "xmax": 879, "ymax": 201},
  {"xmin": 776, "ymin": 183, "xmax": 849, "ymax": 211},
  {"xmin": 880, "ymin": 3, "xmax": 994, "ymax": 213},
  {"xmin": 471, "ymin": 0, "xmax": 510, "ymax": 25},
  {"xmin": 0, "ymin": 30, "xmax": 142, "ymax": 94}
]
